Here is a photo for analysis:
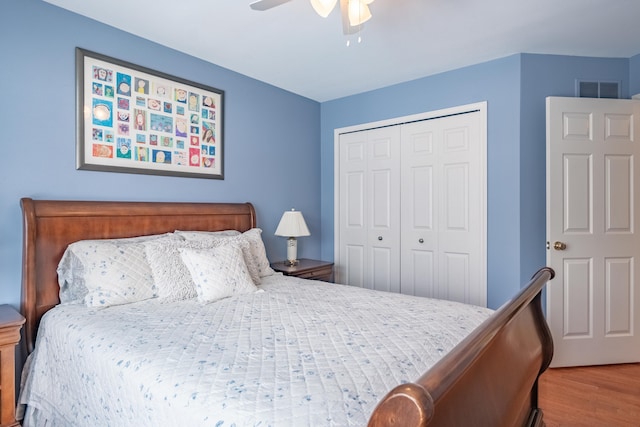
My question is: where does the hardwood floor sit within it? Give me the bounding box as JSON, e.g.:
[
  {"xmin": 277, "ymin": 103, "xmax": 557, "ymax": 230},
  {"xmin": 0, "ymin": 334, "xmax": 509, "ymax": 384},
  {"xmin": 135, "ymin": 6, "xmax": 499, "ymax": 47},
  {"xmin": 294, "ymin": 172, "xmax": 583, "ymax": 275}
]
[{"xmin": 539, "ymin": 363, "xmax": 640, "ymax": 426}]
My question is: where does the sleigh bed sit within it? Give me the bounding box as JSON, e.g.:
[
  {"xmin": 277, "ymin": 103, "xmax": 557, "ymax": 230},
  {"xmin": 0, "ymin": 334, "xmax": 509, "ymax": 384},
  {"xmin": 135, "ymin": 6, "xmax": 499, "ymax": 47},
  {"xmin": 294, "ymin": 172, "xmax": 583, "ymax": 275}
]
[{"xmin": 19, "ymin": 198, "xmax": 554, "ymax": 426}]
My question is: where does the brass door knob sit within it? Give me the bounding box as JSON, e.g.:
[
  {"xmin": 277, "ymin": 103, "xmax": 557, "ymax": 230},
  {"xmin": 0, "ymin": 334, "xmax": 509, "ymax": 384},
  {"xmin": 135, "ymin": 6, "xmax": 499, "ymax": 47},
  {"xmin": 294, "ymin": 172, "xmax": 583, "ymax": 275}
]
[{"xmin": 553, "ymin": 241, "xmax": 567, "ymax": 250}]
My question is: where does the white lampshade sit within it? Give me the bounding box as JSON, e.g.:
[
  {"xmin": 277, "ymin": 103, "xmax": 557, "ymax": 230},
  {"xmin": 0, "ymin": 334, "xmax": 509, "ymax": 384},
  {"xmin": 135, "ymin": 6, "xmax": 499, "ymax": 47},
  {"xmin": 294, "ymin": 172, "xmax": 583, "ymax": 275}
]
[
  {"xmin": 310, "ymin": 0, "xmax": 338, "ymax": 18},
  {"xmin": 275, "ymin": 209, "xmax": 310, "ymax": 237},
  {"xmin": 348, "ymin": 0, "xmax": 372, "ymax": 26}
]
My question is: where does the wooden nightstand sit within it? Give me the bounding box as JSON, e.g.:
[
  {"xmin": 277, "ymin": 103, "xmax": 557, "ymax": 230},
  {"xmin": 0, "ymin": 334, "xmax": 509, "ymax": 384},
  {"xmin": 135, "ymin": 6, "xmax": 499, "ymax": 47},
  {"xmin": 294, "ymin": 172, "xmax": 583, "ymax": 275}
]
[
  {"xmin": 0, "ymin": 305, "xmax": 25, "ymax": 427},
  {"xmin": 270, "ymin": 258, "xmax": 334, "ymax": 282}
]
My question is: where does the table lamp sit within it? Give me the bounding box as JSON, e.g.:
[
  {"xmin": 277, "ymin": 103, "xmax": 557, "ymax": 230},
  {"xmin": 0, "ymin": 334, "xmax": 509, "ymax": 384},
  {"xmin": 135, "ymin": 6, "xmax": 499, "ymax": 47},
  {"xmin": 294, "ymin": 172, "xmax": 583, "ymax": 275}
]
[{"xmin": 275, "ymin": 209, "xmax": 310, "ymax": 266}]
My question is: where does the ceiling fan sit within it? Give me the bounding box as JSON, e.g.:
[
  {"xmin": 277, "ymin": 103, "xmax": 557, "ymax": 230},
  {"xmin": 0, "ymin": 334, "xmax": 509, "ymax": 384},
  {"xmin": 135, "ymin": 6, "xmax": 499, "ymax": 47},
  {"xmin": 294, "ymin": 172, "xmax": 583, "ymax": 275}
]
[{"xmin": 249, "ymin": 0, "xmax": 374, "ymax": 35}]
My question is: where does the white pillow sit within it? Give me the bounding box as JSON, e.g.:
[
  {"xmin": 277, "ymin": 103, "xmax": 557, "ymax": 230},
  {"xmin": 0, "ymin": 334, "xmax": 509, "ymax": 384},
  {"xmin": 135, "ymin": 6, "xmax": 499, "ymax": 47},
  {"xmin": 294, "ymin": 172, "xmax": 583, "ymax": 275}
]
[
  {"xmin": 82, "ymin": 242, "xmax": 156, "ymax": 307},
  {"xmin": 179, "ymin": 228, "xmax": 274, "ymax": 279},
  {"xmin": 144, "ymin": 239, "xmax": 209, "ymax": 302},
  {"xmin": 57, "ymin": 233, "xmax": 181, "ymax": 305},
  {"xmin": 144, "ymin": 238, "xmax": 253, "ymax": 301},
  {"xmin": 241, "ymin": 228, "xmax": 275, "ymax": 278},
  {"xmin": 179, "ymin": 245, "xmax": 257, "ymax": 303}
]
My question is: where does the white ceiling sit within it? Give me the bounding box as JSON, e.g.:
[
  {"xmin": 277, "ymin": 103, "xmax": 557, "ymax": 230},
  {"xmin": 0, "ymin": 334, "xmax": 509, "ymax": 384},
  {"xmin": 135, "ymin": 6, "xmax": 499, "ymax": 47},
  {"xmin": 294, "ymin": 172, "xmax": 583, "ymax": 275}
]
[{"xmin": 43, "ymin": 0, "xmax": 640, "ymax": 102}]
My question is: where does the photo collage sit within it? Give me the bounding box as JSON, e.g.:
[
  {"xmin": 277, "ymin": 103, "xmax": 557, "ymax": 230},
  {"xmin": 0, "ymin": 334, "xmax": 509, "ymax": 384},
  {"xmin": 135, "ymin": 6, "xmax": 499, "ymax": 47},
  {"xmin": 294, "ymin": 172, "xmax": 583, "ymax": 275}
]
[{"xmin": 82, "ymin": 51, "xmax": 223, "ymax": 178}]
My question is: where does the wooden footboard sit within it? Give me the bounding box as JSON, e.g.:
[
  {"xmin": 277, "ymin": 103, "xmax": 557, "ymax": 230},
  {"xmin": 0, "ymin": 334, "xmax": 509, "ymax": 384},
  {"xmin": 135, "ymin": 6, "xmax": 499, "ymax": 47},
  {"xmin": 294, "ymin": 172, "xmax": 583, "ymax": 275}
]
[{"xmin": 368, "ymin": 267, "xmax": 555, "ymax": 427}]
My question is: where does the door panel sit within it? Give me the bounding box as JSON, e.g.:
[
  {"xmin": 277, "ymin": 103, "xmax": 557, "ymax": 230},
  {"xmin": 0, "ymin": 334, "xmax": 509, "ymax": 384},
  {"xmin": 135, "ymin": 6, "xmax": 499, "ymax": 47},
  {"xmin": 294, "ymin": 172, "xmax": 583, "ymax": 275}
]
[
  {"xmin": 400, "ymin": 111, "xmax": 485, "ymax": 306},
  {"xmin": 563, "ymin": 154, "xmax": 592, "ymax": 233},
  {"xmin": 546, "ymin": 96, "xmax": 640, "ymax": 367},
  {"xmin": 400, "ymin": 124, "xmax": 438, "ymax": 298},
  {"xmin": 345, "ymin": 244, "xmax": 364, "ymax": 288},
  {"xmin": 367, "ymin": 128, "xmax": 401, "ymax": 292},
  {"xmin": 443, "ymin": 163, "xmax": 468, "ymax": 231},
  {"xmin": 442, "ymin": 252, "xmax": 469, "ymax": 302},
  {"xmin": 339, "ymin": 131, "xmax": 367, "ymax": 288},
  {"xmin": 605, "ymin": 155, "xmax": 632, "ymax": 231},
  {"xmin": 338, "ymin": 126, "xmax": 400, "ymax": 292},
  {"xmin": 408, "ymin": 250, "xmax": 434, "ymax": 297},
  {"xmin": 346, "ymin": 172, "xmax": 364, "ymax": 228},
  {"xmin": 563, "ymin": 258, "xmax": 591, "ymax": 337},
  {"xmin": 371, "ymin": 246, "xmax": 393, "ymax": 292},
  {"xmin": 605, "ymin": 258, "xmax": 632, "ymax": 335}
]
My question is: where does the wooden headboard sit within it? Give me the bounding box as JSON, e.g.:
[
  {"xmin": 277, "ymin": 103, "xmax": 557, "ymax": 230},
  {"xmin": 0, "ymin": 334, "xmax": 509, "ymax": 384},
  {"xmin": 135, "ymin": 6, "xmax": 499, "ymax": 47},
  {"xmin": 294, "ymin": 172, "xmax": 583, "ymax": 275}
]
[{"xmin": 20, "ymin": 198, "xmax": 256, "ymax": 353}]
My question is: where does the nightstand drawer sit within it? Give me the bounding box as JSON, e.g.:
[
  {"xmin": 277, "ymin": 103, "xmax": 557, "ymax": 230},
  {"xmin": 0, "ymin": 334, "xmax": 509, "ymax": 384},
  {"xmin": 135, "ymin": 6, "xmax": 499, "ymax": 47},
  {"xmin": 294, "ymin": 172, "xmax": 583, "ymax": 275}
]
[
  {"xmin": 295, "ymin": 265, "xmax": 333, "ymax": 281},
  {"xmin": 270, "ymin": 259, "xmax": 334, "ymax": 283}
]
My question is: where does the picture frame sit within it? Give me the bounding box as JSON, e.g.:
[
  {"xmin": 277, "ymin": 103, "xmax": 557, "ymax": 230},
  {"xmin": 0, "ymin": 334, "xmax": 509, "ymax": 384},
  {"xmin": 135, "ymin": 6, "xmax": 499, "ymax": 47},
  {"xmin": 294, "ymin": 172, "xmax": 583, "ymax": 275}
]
[{"xmin": 76, "ymin": 48, "xmax": 224, "ymax": 179}]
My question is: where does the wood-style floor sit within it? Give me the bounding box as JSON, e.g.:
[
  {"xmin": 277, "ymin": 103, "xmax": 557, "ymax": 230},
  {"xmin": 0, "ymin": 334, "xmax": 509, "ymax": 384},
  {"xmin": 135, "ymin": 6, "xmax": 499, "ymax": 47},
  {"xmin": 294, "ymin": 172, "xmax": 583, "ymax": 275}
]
[{"xmin": 538, "ymin": 363, "xmax": 640, "ymax": 426}]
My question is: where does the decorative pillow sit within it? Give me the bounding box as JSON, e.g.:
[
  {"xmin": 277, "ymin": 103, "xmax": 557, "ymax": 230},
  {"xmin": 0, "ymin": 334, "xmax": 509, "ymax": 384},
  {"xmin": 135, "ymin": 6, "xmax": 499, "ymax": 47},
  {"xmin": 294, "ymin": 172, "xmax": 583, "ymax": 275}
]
[
  {"xmin": 178, "ymin": 228, "xmax": 275, "ymax": 279},
  {"xmin": 241, "ymin": 228, "xmax": 275, "ymax": 278},
  {"xmin": 179, "ymin": 246, "xmax": 257, "ymax": 303},
  {"xmin": 144, "ymin": 237, "xmax": 252, "ymax": 301},
  {"xmin": 218, "ymin": 235, "xmax": 261, "ymax": 284},
  {"xmin": 143, "ymin": 239, "xmax": 210, "ymax": 302},
  {"xmin": 57, "ymin": 232, "xmax": 181, "ymax": 305}
]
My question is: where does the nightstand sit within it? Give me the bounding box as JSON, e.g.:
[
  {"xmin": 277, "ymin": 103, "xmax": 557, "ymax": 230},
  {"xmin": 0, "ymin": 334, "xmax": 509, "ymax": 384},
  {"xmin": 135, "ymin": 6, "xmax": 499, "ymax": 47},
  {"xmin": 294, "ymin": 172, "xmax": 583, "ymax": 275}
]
[
  {"xmin": 270, "ymin": 258, "xmax": 334, "ymax": 282},
  {"xmin": 0, "ymin": 305, "xmax": 25, "ymax": 427}
]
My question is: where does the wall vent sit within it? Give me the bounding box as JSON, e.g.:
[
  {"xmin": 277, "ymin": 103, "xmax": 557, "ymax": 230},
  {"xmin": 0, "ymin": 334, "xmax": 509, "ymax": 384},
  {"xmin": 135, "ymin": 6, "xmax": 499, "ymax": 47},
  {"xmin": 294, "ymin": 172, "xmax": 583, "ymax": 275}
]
[{"xmin": 576, "ymin": 80, "xmax": 620, "ymax": 99}]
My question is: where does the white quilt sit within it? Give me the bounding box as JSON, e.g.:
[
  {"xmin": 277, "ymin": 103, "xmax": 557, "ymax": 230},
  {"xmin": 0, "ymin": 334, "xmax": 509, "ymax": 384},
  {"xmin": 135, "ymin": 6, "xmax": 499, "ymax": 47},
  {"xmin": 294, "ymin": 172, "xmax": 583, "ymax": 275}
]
[{"xmin": 19, "ymin": 275, "xmax": 492, "ymax": 427}]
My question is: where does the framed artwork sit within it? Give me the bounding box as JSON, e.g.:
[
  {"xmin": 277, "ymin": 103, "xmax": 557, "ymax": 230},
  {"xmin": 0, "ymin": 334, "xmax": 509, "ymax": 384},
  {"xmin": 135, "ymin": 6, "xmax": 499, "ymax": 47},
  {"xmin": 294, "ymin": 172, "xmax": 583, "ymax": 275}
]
[{"xmin": 76, "ymin": 48, "xmax": 224, "ymax": 179}]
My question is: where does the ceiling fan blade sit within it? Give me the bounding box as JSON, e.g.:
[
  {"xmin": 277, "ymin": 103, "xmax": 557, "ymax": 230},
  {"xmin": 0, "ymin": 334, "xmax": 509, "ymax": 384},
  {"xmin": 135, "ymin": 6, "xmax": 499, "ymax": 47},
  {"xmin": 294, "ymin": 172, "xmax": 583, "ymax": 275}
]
[
  {"xmin": 250, "ymin": 0, "xmax": 294, "ymax": 11},
  {"xmin": 340, "ymin": 0, "xmax": 360, "ymax": 34}
]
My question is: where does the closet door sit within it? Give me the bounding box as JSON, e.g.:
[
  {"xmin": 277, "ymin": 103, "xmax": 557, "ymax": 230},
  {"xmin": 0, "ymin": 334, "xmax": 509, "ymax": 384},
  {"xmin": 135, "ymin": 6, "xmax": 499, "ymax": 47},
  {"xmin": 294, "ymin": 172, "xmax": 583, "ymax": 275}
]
[
  {"xmin": 338, "ymin": 126, "xmax": 401, "ymax": 292},
  {"xmin": 400, "ymin": 121, "xmax": 438, "ymax": 297},
  {"xmin": 401, "ymin": 111, "xmax": 485, "ymax": 306}
]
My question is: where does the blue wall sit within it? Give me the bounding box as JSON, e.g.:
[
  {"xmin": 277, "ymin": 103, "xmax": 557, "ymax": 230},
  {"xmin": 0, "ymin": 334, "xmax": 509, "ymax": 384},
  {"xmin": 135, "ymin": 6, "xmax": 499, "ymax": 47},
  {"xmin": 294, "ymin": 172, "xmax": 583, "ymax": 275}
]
[
  {"xmin": 319, "ymin": 54, "xmax": 632, "ymax": 308},
  {"xmin": 518, "ymin": 54, "xmax": 630, "ymax": 288},
  {"xmin": 0, "ymin": 0, "xmax": 322, "ymax": 308}
]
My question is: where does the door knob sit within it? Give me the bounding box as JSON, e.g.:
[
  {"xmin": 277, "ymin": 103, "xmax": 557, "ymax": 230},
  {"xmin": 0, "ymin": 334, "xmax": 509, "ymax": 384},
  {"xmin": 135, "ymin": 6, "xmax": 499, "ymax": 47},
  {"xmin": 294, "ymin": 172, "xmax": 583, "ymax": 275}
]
[
  {"xmin": 553, "ymin": 241, "xmax": 567, "ymax": 251},
  {"xmin": 378, "ymin": 236, "xmax": 383, "ymax": 241},
  {"xmin": 418, "ymin": 238, "xmax": 424, "ymax": 243}
]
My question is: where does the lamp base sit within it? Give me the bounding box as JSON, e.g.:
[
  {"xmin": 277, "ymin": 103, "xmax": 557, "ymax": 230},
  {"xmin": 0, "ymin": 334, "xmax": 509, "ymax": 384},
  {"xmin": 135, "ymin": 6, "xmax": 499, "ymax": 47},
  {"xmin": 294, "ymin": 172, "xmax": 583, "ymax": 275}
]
[
  {"xmin": 284, "ymin": 259, "xmax": 299, "ymax": 266},
  {"xmin": 286, "ymin": 237, "xmax": 298, "ymax": 266}
]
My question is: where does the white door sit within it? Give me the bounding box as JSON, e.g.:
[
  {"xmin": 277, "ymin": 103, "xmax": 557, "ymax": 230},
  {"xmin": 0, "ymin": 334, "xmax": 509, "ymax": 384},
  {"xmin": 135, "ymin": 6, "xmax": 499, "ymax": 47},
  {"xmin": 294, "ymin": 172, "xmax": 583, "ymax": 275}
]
[
  {"xmin": 400, "ymin": 111, "xmax": 486, "ymax": 306},
  {"xmin": 338, "ymin": 126, "xmax": 401, "ymax": 292},
  {"xmin": 546, "ymin": 96, "xmax": 640, "ymax": 367}
]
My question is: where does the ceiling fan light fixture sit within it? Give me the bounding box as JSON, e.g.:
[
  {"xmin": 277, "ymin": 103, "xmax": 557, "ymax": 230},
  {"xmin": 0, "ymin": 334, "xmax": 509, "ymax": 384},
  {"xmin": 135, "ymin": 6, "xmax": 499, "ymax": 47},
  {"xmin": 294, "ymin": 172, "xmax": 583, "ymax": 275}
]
[
  {"xmin": 310, "ymin": 0, "xmax": 338, "ymax": 18},
  {"xmin": 347, "ymin": 0, "xmax": 372, "ymax": 26}
]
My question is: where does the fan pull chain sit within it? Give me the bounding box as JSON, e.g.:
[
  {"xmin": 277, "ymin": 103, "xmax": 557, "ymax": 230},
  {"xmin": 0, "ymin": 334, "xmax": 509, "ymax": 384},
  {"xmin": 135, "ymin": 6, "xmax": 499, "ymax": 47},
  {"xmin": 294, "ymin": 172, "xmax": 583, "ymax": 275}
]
[{"xmin": 346, "ymin": 28, "xmax": 363, "ymax": 47}]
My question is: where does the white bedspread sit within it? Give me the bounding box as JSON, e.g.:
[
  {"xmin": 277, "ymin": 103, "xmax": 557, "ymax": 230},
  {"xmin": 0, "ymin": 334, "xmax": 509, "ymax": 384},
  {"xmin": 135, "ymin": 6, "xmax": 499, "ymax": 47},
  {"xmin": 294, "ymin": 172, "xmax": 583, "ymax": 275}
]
[{"xmin": 19, "ymin": 275, "xmax": 492, "ymax": 427}]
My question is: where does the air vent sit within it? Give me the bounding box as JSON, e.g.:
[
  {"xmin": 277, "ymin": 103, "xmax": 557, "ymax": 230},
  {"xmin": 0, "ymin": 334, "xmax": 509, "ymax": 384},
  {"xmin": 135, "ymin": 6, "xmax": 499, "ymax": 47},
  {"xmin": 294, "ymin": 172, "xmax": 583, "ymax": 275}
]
[{"xmin": 576, "ymin": 80, "xmax": 620, "ymax": 99}]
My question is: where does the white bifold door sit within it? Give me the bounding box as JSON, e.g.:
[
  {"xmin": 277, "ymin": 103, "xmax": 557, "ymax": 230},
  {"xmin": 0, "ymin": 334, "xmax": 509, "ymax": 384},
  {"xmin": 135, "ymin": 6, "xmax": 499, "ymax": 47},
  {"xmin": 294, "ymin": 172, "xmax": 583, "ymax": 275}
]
[
  {"xmin": 400, "ymin": 115, "xmax": 484, "ymax": 304},
  {"xmin": 336, "ymin": 105, "xmax": 486, "ymax": 306},
  {"xmin": 337, "ymin": 126, "xmax": 401, "ymax": 293}
]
